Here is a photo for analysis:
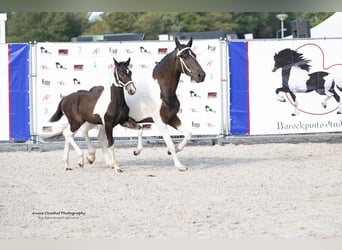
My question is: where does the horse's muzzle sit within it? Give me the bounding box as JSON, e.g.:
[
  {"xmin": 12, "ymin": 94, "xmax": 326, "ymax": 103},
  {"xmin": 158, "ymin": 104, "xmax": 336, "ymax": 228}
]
[
  {"xmin": 126, "ymin": 84, "xmax": 136, "ymax": 95},
  {"xmin": 193, "ymin": 71, "xmax": 206, "ymax": 83}
]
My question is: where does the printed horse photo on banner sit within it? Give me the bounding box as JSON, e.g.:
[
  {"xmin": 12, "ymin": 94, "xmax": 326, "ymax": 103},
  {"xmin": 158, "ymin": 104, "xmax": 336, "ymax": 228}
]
[{"xmin": 272, "ymin": 48, "xmax": 342, "ymax": 116}]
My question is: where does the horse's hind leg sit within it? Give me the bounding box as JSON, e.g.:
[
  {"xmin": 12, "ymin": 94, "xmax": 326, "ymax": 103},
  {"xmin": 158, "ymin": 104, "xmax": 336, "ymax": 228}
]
[
  {"xmin": 63, "ymin": 125, "xmax": 84, "ymax": 170},
  {"xmin": 80, "ymin": 122, "xmax": 97, "ymax": 164}
]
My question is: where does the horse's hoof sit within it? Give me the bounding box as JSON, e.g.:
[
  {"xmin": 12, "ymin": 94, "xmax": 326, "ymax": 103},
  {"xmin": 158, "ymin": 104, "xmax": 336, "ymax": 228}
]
[
  {"xmin": 115, "ymin": 168, "xmax": 123, "ymax": 173},
  {"xmin": 337, "ymin": 111, "xmax": 341, "ymax": 114},
  {"xmin": 167, "ymin": 150, "xmax": 171, "ymax": 155},
  {"xmin": 176, "ymin": 166, "xmax": 188, "ymax": 172},
  {"xmin": 78, "ymin": 163, "xmax": 84, "ymax": 168},
  {"xmin": 87, "ymin": 156, "xmax": 95, "ymax": 164},
  {"xmin": 133, "ymin": 150, "xmax": 140, "ymax": 156},
  {"xmin": 65, "ymin": 168, "xmax": 73, "ymax": 171}
]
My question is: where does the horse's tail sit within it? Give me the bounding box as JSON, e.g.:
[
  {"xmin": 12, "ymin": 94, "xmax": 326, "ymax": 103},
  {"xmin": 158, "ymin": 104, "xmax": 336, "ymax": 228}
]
[{"xmin": 49, "ymin": 100, "xmax": 64, "ymax": 122}]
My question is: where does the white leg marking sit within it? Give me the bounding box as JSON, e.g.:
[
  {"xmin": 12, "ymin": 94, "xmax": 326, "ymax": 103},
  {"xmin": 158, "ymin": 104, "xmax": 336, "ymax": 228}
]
[
  {"xmin": 63, "ymin": 125, "xmax": 84, "ymax": 170},
  {"xmin": 96, "ymin": 125, "xmax": 112, "ymax": 168},
  {"xmin": 108, "ymin": 144, "xmax": 122, "ymax": 173},
  {"xmin": 80, "ymin": 123, "xmax": 97, "ymax": 164},
  {"xmin": 133, "ymin": 128, "xmax": 143, "ymax": 156},
  {"xmin": 154, "ymin": 118, "xmax": 187, "ymax": 171},
  {"xmin": 174, "ymin": 123, "xmax": 192, "ymax": 153}
]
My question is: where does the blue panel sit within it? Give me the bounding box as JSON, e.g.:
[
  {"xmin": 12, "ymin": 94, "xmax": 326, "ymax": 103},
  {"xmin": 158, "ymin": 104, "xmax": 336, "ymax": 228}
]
[
  {"xmin": 228, "ymin": 41, "xmax": 249, "ymax": 135},
  {"xmin": 9, "ymin": 44, "xmax": 30, "ymax": 141}
]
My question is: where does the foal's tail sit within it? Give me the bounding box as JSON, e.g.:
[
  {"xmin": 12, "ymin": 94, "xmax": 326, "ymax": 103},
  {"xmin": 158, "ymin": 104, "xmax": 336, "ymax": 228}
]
[
  {"xmin": 49, "ymin": 101, "xmax": 64, "ymax": 122},
  {"xmin": 41, "ymin": 130, "xmax": 64, "ymax": 141}
]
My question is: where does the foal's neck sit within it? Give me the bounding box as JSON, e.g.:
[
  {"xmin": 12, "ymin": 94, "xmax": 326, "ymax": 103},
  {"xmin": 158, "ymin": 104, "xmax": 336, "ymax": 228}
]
[{"xmin": 110, "ymin": 85, "xmax": 126, "ymax": 105}]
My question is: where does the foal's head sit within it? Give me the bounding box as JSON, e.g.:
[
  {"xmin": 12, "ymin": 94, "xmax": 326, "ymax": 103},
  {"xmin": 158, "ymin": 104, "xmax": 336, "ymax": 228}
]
[
  {"xmin": 175, "ymin": 37, "xmax": 206, "ymax": 82},
  {"xmin": 113, "ymin": 57, "xmax": 136, "ymax": 95}
]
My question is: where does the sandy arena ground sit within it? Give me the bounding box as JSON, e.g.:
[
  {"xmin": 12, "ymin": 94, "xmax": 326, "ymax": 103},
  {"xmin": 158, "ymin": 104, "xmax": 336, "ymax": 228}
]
[{"xmin": 0, "ymin": 140, "xmax": 341, "ymax": 239}]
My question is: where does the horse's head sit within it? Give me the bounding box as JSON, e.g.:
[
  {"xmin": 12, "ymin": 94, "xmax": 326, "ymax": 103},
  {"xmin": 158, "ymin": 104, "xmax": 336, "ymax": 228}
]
[
  {"xmin": 272, "ymin": 49, "xmax": 293, "ymax": 72},
  {"xmin": 113, "ymin": 57, "xmax": 136, "ymax": 95},
  {"xmin": 175, "ymin": 37, "xmax": 206, "ymax": 82},
  {"xmin": 272, "ymin": 48, "xmax": 311, "ymax": 72}
]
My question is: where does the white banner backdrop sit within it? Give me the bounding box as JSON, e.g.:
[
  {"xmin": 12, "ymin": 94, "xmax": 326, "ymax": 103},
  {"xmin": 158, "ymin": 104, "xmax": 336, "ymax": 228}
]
[
  {"xmin": 0, "ymin": 44, "xmax": 10, "ymax": 140},
  {"xmin": 35, "ymin": 40, "xmax": 223, "ymax": 138},
  {"xmin": 248, "ymin": 39, "xmax": 342, "ymax": 135}
]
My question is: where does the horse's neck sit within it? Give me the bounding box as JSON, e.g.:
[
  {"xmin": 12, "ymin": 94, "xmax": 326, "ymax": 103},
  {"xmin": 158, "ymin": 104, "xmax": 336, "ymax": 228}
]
[
  {"xmin": 110, "ymin": 86, "xmax": 126, "ymax": 106},
  {"xmin": 153, "ymin": 52, "xmax": 181, "ymax": 98}
]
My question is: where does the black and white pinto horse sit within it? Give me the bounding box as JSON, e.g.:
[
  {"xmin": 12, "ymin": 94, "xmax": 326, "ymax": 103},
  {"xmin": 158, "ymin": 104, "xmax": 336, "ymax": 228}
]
[
  {"xmin": 272, "ymin": 48, "xmax": 342, "ymax": 116},
  {"xmin": 124, "ymin": 37, "xmax": 206, "ymax": 171},
  {"xmin": 93, "ymin": 38, "xmax": 206, "ymax": 171},
  {"xmin": 46, "ymin": 58, "xmax": 140, "ymax": 172}
]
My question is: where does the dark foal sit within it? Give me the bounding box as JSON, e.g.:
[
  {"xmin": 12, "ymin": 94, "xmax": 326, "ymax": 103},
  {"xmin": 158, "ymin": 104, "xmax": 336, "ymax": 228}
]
[{"xmin": 47, "ymin": 58, "xmax": 140, "ymax": 172}]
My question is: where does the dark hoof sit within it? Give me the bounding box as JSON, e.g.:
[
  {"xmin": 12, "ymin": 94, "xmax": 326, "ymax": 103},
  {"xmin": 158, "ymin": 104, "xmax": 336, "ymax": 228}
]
[
  {"xmin": 66, "ymin": 168, "xmax": 72, "ymax": 171},
  {"xmin": 337, "ymin": 111, "xmax": 341, "ymax": 114}
]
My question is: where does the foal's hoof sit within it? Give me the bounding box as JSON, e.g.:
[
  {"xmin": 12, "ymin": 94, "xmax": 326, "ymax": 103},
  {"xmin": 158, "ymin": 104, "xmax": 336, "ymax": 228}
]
[
  {"xmin": 133, "ymin": 150, "xmax": 140, "ymax": 156},
  {"xmin": 337, "ymin": 111, "xmax": 341, "ymax": 114},
  {"xmin": 65, "ymin": 167, "xmax": 73, "ymax": 171}
]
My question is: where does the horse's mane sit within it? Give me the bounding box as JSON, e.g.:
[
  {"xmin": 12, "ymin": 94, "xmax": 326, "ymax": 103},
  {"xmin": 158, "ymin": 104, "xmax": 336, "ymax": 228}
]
[
  {"xmin": 152, "ymin": 48, "xmax": 177, "ymax": 79},
  {"xmin": 277, "ymin": 48, "xmax": 311, "ymax": 72}
]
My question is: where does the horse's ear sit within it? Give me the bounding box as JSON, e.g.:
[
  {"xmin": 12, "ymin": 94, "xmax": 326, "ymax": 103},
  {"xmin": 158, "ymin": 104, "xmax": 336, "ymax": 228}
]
[
  {"xmin": 125, "ymin": 57, "xmax": 131, "ymax": 67},
  {"xmin": 187, "ymin": 37, "xmax": 193, "ymax": 47},
  {"xmin": 175, "ymin": 37, "xmax": 181, "ymax": 49},
  {"xmin": 113, "ymin": 57, "xmax": 119, "ymax": 67}
]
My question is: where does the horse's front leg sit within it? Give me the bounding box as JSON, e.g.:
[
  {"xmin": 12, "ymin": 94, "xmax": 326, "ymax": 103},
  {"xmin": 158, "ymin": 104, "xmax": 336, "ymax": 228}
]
[
  {"xmin": 104, "ymin": 120, "xmax": 122, "ymax": 173},
  {"xmin": 167, "ymin": 115, "xmax": 191, "ymax": 154},
  {"xmin": 154, "ymin": 118, "xmax": 187, "ymax": 171},
  {"xmin": 96, "ymin": 125, "xmax": 115, "ymax": 169},
  {"xmin": 289, "ymin": 91, "xmax": 299, "ymax": 116},
  {"xmin": 120, "ymin": 118, "xmax": 143, "ymax": 156},
  {"xmin": 174, "ymin": 123, "xmax": 191, "ymax": 154},
  {"xmin": 275, "ymin": 87, "xmax": 286, "ymax": 102}
]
